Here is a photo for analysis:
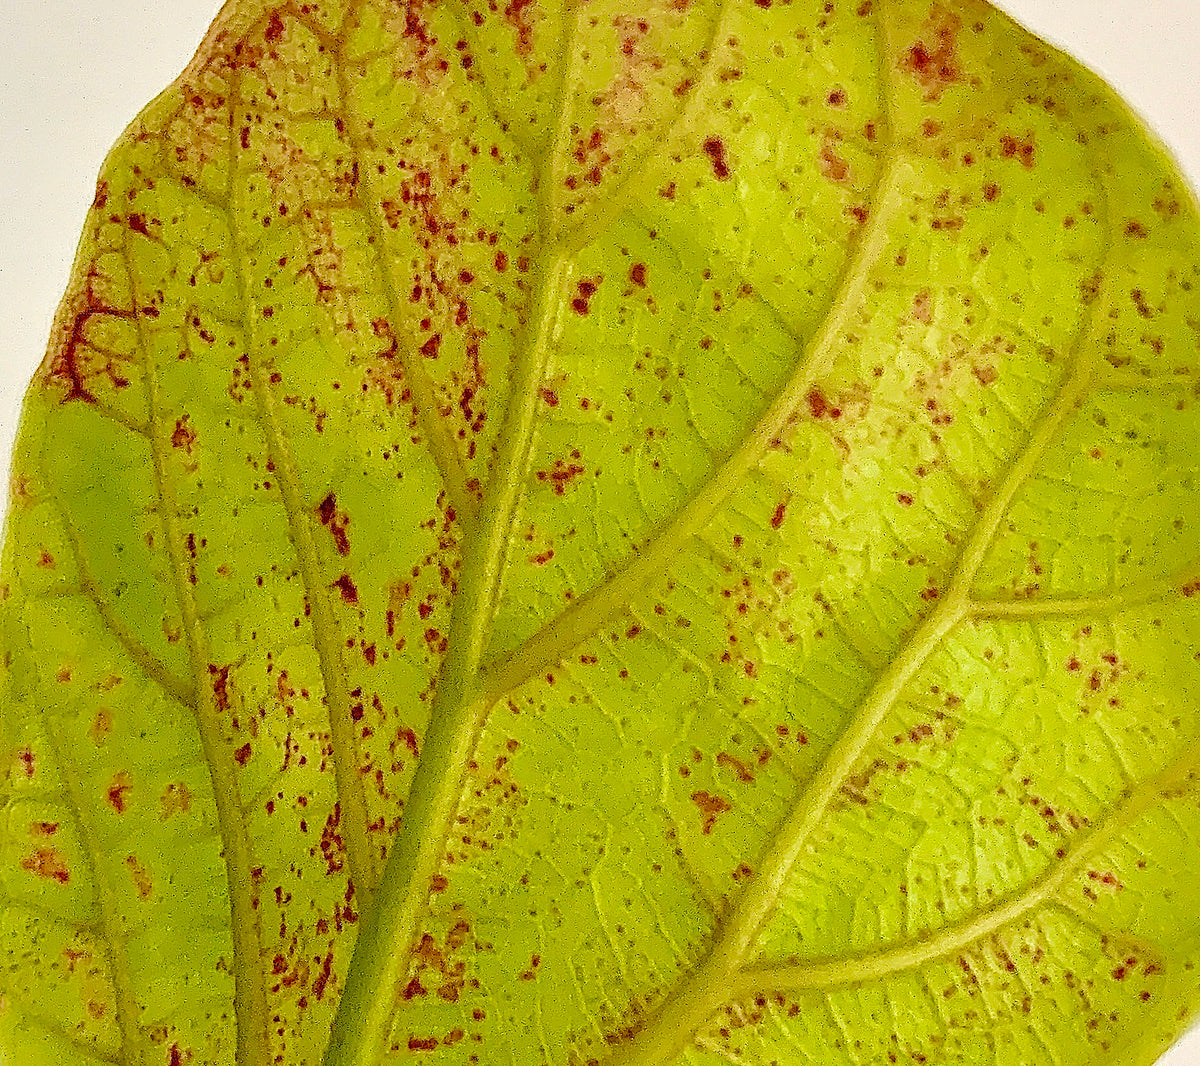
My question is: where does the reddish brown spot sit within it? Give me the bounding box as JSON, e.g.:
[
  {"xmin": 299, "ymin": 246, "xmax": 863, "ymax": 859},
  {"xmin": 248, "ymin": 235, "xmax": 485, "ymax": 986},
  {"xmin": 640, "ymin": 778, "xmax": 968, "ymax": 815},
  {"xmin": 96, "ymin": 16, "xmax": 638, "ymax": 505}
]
[
  {"xmin": 264, "ymin": 10, "xmax": 285, "ymax": 41},
  {"xmin": 571, "ymin": 277, "xmax": 600, "ymax": 315},
  {"xmin": 503, "ymin": 0, "xmax": 536, "ymax": 57},
  {"xmin": 904, "ymin": 5, "xmax": 963, "ymax": 101},
  {"xmin": 125, "ymin": 855, "xmax": 153, "ymax": 899},
  {"xmin": 1000, "ymin": 133, "xmax": 1036, "ymax": 169},
  {"xmin": 536, "ymin": 454, "xmax": 587, "ymax": 496},
  {"xmin": 911, "ymin": 289, "xmax": 933, "ymax": 324},
  {"xmin": 818, "ymin": 136, "xmax": 850, "ymax": 183},
  {"xmin": 408, "ymin": 1037, "xmax": 439, "ymax": 1051},
  {"xmin": 30, "ymin": 820, "xmax": 59, "ymax": 837},
  {"xmin": 806, "ymin": 387, "xmax": 830, "ymax": 419},
  {"xmin": 234, "ymin": 743, "xmax": 252, "ymax": 766},
  {"xmin": 333, "ymin": 574, "xmax": 359, "ymax": 604},
  {"xmin": 1124, "ymin": 220, "xmax": 1149, "ymax": 239},
  {"xmin": 629, "ymin": 262, "xmax": 647, "ymax": 287},
  {"xmin": 973, "ymin": 364, "xmax": 998, "ymax": 386},
  {"xmin": 161, "ymin": 782, "xmax": 193, "ymax": 819},
  {"xmin": 691, "ymin": 790, "xmax": 731, "ymax": 834},
  {"xmin": 317, "ymin": 493, "xmax": 351, "ymax": 555},
  {"xmin": 702, "ymin": 136, "xmax": 731, "ymax": 180},
  {"xmin": 171, "ymin": 417, "xmax": 196, "ymax": 453},
  {"xmin": 983, "ymin": 182, "xmax": 1000, "ymax": 202},
  {"xmin": 897, "ymin": 493, "xmax": 914, "ymax": 507},
  {"xmin": 21, "ymin": 847, "xmax": 69, "ymax": 883},
  {"xmin": 127, "ymin": 213, "xmax": 151, "ymax": 237},
  {"xmin": 107, "ymin": 771, "xmax": 132, "ymax": 813},
  {"xmin": 717, "ymin": 752, "xmax": 755, "ymax": 783},
  {"xmin": 770, "ymin": 502, "xmax": 787, "ymax": 529},
  {"xmin": 209, "ymin": 664, "xmax": 231, "ymax": 711},
  {"xmin": 420, "ymin": 333, "xmax": 442, "ymax": 358}
]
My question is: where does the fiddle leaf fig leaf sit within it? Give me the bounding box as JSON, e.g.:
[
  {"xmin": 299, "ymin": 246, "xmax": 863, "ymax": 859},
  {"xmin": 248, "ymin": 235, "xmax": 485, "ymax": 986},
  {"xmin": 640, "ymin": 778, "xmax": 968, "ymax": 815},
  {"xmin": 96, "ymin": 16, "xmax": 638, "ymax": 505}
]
[{"xmin": 4, "ymin": 1, "xmax": 1200, "ymax": 1065}]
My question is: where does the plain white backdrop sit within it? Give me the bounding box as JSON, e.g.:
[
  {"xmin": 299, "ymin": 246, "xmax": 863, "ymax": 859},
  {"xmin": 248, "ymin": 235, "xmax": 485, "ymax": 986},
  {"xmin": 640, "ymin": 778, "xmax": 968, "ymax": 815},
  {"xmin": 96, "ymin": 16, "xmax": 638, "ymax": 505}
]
[{"xmin": 0, "ymin": 2, "xmax": 1198, "ymax": 1063}]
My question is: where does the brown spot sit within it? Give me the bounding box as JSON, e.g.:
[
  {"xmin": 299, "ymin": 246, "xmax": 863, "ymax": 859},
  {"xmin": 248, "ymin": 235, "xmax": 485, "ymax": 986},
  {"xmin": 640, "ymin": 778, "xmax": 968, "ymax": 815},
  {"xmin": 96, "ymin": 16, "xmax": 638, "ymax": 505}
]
[
  {"xmin": 897, "ymin": 492, "xmax": 914, "ymax": 507},
  {"xmin": 536, "ymin": 454, "xmax": 587, "ymax": 496},
  {"xmin": 317, "ymin": 493, "xmax": 351, "ymax": 555},
  {"xmin": 904, "ymin": 4, "xmax": 963, "ymax": 101},
  {"xmin": 769, "ymin": 502, "xmax": 787, "ymax": 529},
  {"xmin": 503, "ymin": 0, "xmax": 536, "ymax": 57},
  {"xmin": 30, "ymin": 820, "xmax": 59, "ymax": 837},
  {"xmin": 1124, "ymin": 220, "xmax": 1149, "ymax": 239},
  {"xmin": 408, "ymin": 1037, "xmax": 439, "ymax": 1051},
  {"xmin": 629, "ymin": 262, "xmax": 647, "ymax": 287},
  {"xmin": 264, "ymin": 10, "xmax": 285, "ymax": 41},
  {"xmin": 972, "ymin": 364, "xmax": 998, "ymax": 386},
  {"xmin": 691, "ymin": 790, "xmax": 731, "ymax": 834},
  {"xmin": 717, "ymin": 752, "xmax": 755, "ymax": 783},
  {"xmin": 234, "ymin": 743, "xmax": 252, "ymax": 766},
  {"xmin": 702, "ymin": 136, "xmax": 731, "ymax": 180},
  {"xmin": 209, "ymin": 664, "xmax": 231, "ymax": 711},
  {"xmin": 333, "ymin": 574, "xmax": 359, "ymax": 604},
  {"xmin": 818, "ymin": 134, "xmax": 850, "ymax": 183},
  {"xmin": 806, "ymin": 387, "xmax": 830, "ymax": 419},
  {"xmin": 911, "ymin": 289, "xmax": 933, "ymax": 324},
  {"xmin": 571, "ymin": 277, "xmax": 601, "ymax": 315},
  {"xmin": 125, "ymin": 855, "xmax": 153, "ymax": 899},
  {"xmin": 1000, "ymin": 133, "xmax": 1036, "ymax": 169},
  {"xmin": 20, "ymin": 847, "xmax": 70, "ymax": 883},
  {"xmin": 171, "ymin": 417, "xmax": 197, "ymax": 453},
  {"xmin": 127, "ymin": 213, "xmax": 151, "ymax": 237},
  {"xmin": 107, "ymin": 772, "xmax": 132, "ymax": 813},
  {"xmin": 161, "ymin": 782, "xmax": 193, "ymax": 819}
]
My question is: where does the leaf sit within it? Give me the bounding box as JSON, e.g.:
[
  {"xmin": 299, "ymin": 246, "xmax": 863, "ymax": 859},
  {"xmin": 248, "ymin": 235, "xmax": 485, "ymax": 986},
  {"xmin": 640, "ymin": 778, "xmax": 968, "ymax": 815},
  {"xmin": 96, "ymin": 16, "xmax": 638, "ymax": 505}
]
[{"xmin": 3, "ymin": 0, "xmax": 1200, "ymax": 1064}]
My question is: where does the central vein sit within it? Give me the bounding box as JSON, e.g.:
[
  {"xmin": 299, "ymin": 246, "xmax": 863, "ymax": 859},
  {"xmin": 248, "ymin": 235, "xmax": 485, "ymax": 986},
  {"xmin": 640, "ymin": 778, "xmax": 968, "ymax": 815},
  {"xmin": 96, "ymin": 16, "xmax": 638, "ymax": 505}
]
[{"xmin": 321, "ymin": 3, "xmax": 583, "ymax": 1057}]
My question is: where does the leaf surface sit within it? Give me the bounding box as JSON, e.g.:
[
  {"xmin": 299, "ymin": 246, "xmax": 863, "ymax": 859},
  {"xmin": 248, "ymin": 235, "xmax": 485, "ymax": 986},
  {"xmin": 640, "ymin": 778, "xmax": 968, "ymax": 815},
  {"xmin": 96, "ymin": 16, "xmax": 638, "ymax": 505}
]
[{"xmin": 3, "ymin": 2, "xmax": 1200, "ymax": 1065}]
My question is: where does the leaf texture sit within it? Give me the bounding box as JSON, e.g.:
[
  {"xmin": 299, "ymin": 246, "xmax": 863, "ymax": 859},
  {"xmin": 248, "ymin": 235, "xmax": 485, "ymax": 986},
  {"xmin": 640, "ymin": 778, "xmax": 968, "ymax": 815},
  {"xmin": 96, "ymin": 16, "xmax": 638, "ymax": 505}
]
[{"xmin": 2, "ymin": 2, "xmax": 1200, "ymax": 1065}]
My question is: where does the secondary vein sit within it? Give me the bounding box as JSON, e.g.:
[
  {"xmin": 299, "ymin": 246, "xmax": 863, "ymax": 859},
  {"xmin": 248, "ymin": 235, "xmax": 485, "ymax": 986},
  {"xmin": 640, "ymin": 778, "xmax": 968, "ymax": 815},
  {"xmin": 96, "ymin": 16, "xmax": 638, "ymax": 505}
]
[
  {"xmin": 478, "ymin": 153, "xmax": 912, "ymax": 701},
  {"xmin": 735, "ymin": 737, "xmax": 1200, "ymax": 999}
]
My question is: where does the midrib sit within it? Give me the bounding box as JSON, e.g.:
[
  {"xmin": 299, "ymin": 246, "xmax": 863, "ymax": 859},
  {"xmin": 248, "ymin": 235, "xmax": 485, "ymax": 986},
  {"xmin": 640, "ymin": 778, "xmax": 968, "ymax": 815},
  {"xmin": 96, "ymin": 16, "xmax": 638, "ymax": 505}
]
[{"xmin": 320, "ymin": 3, "xmax": 585, "ymax": 1060}]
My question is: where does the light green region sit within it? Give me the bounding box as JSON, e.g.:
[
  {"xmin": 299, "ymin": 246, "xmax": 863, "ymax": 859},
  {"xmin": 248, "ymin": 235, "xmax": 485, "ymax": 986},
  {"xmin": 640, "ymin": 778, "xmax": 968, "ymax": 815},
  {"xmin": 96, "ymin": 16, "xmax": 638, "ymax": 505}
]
[{"xmin": 2, "ymin": 2, "xmax": 1200, "ymax": 1066}]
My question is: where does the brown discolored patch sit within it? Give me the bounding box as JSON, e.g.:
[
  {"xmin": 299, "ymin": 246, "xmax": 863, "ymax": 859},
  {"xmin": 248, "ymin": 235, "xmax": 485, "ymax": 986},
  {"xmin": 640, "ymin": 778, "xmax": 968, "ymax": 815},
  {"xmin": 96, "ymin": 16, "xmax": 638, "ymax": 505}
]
[
  {"xmin": 125, "ymin": 855, "xmax": 153, "ymax": 899},
  {"xmin": 817, "ymin": 133, "xmax": 850, "ymax": 184},
  {"xmin": 536, "ymin": 452, "xmax": 587, "ymax": 496},
  {"xmin": 171, "ymin": 416, "xmax": 197, "ymax": 453},
  {"xmin": 702, "ymin": 136, "xmax": 731, "ymax": 180},
  {"xmin": 21, "ymin": 847, "xmax": 70, "ymax": 883},
  {"xmin": 911, "ymin": 289, "xmax": 933, "ymax": 324},
  {"xmin": 629, "ymin": 262, "xmax": 647, "ymax": 287},
  {"xmin": 264, "ymin": 10, "xmax": 285, "ymax": 41},
  {"xmin": 571, "ymin": 277, "xmax": 601, "ymax": 315},
  {"xmin": 333, "ymin": 574, "xmax": 359, "ymax": 604},
  {"xmin": 1000, "ymin": 133, "xmax": 1036, "ymax": 169},
  {"xmin": 161, "ymin": 782, "xmax": 193, "ymax": 819},
  {"xmin": 210, "ymin": 664, "xmax": 231, "ymax": 711},
  {"xmin": 107, "ymin": 771, "xmax": 132, "ymax": 814},
  {"xmin": 504, "ymin": 0, "xmax": 537, "ymax": 58},
  {"xmin": 716, "ymin": 752, "xmax": 755, "ymax": 783},
  {"xmin": 691, "ymin": 790, "xmax": 731, "ymax": 834},
  {"xmin": 904, "ymin": 4, "xmax": 962, "ymax": 101},
  {"xmin": 317, "ymin": 493, "xmax": 351, "ymax": 556}
]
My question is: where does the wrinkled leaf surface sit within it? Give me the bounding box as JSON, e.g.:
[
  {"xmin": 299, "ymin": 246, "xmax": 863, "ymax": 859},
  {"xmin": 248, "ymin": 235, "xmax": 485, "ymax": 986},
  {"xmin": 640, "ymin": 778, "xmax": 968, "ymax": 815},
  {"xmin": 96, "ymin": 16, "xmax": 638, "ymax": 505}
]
[{"xmin": 3, "ymin": 1, "xmax": 1200, "ymax": 1065}]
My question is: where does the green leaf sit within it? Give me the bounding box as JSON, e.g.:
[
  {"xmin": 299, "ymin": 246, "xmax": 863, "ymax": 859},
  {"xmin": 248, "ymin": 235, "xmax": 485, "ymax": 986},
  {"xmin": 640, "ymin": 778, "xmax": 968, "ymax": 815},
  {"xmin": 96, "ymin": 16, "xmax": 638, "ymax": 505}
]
[{"xmin": 3, "ymin": 1, "xmax": 1200, "ymax": 1064}]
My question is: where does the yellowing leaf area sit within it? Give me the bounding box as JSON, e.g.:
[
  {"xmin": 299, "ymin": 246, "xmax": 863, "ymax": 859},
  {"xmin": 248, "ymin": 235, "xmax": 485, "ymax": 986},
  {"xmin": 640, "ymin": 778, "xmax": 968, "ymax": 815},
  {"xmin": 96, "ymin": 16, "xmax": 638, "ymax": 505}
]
[{"xmin": 2, "ymin": 1, "xmax": 1200, "ymax": 1065}]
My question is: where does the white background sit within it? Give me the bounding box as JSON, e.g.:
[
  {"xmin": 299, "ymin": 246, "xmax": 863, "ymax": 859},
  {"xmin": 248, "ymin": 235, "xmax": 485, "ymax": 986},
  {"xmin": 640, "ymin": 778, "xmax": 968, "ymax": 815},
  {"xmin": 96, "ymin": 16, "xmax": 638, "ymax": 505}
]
[{"xmin": 0, "ymin": 2, "xmax": 1198, "ymax": 1062}]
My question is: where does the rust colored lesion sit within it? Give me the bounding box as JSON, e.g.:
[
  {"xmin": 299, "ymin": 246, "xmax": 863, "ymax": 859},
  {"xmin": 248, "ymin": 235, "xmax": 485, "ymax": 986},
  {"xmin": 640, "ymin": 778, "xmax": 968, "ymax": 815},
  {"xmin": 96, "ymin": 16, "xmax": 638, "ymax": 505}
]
[
  {"xmin": 44, "ymin": 265, "xmax": 138, "ymax": 405},
  {"xmin": 691, "ymin": 789, "xmax": 731, "ymax": 834},
  {"xmin": 903, "ymin": 4, "xmax": 963, "ymax": 102}
]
